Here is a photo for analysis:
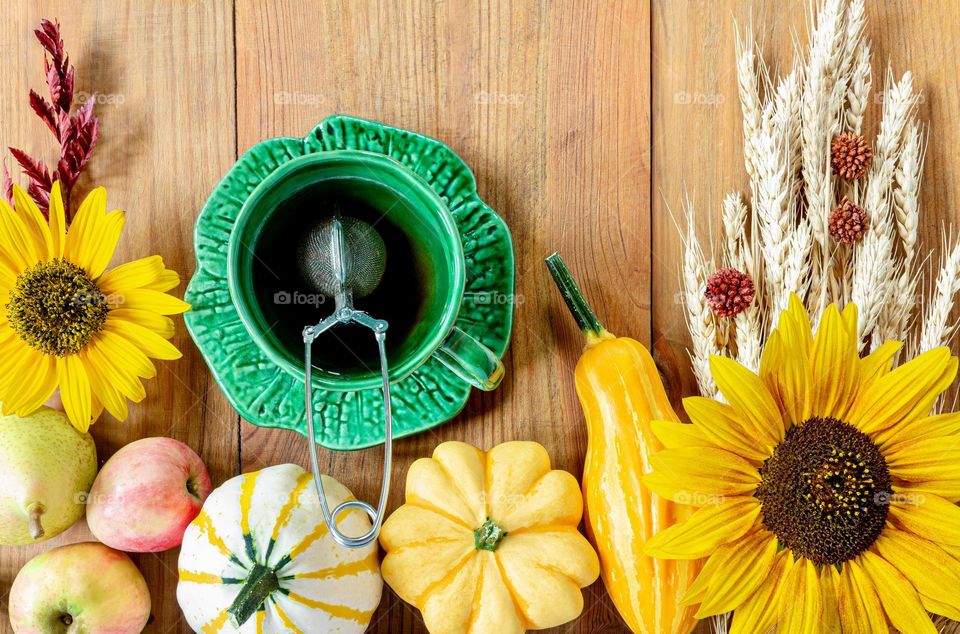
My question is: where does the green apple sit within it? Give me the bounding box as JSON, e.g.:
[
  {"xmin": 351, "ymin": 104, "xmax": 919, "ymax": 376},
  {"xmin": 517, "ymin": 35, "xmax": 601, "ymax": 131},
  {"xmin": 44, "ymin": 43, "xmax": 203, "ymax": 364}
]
[
  {"xmin": 9, "ymin": 542, "xmax": 151, "ymax": 633},
  {"xmin": 0, "ymin": 408, "xmax": 97, "ymax": 544}
]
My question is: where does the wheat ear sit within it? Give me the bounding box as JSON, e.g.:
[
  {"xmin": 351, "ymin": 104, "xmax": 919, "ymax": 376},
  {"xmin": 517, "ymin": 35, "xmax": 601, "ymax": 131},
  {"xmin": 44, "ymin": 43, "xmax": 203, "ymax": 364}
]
[
  {"xmin": 918, "ymin": 239, "xmax": 960, "ymax": 354},
  {"xmin": 682, "ymin": 200, "xmax": 722, "ymax": 398}
]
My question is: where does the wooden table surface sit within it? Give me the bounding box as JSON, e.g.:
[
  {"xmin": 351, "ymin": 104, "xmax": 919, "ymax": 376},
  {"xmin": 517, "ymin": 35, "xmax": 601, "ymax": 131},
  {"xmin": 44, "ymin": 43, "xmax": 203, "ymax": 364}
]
[{"xmin": 2, "ymin": 1, "xmax": 959, "ymax": 632}]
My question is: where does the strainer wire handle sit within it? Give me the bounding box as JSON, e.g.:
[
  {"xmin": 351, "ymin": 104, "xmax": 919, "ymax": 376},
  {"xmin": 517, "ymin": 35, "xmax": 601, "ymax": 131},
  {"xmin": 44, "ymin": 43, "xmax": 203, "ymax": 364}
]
[{"xmin": 303, "ymin": 311, "xmax": 392, "ymax": 549}]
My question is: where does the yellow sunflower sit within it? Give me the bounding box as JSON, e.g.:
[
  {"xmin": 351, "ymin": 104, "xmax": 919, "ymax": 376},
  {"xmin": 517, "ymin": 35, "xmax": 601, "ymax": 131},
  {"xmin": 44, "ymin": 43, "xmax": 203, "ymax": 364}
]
[
  {"xmin": 643, "ymin": 294, "xmax": 960, "ymax": 633},
  {"xmin": 0, "ymin": 182, "xmax": 189, "ymax": 432}
]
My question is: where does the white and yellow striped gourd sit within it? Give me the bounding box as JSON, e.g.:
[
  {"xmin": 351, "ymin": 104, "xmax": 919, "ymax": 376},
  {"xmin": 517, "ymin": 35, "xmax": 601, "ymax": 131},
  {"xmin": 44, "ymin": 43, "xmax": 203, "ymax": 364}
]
[{"xmin": 176, "ymin": 464, "xmax": 382, "ymax": 633}]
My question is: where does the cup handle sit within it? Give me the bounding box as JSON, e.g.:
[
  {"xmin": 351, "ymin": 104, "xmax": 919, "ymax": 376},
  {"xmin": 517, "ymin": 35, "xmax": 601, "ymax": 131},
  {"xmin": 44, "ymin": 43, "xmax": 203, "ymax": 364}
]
[{"xmin": 433, "ymin": 326, "xmax": 505, "ymax": 391}]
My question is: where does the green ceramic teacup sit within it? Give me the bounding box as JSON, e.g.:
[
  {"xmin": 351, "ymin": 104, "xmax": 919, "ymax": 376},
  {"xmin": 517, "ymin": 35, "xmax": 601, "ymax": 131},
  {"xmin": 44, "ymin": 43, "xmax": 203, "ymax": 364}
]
[{"xmin": 227, "ymin": 150, "xmax": 504, "ymax": 392}]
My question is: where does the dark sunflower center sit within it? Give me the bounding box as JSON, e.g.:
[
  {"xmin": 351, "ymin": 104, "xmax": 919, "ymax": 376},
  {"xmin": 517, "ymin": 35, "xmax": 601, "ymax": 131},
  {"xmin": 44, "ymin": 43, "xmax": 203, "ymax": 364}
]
[
  {"xmin": 755, "ymin": 416, "xmax": 891, "ymax": 565},
  {"xmin": 6, "ymin": 259, "xmax": 109, "ymax": 356}
]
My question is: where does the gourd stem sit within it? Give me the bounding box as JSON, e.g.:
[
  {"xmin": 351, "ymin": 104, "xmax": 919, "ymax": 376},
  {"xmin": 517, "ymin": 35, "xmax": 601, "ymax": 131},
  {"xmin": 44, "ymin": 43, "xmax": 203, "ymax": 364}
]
[
  {"xmin": 545, "ymin": 252, "xmax": 614, "ymax": 345},
  {"xmin": 228, "ymin": 563, "xmax": 278, "ymax": 628}
]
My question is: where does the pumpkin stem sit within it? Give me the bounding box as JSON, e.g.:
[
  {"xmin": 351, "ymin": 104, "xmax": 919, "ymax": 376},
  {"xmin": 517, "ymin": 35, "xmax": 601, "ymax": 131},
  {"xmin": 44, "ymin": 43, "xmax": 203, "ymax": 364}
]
[
  {"xmin": 545, "ymin": 253, "xmax": 615, "ymax": 346},
  {"xmin": 474, "ymin": 518, "xmax": 507, "ymax": 551},
  {"xmin": 228, "ymin": 563, "xmax": 278, "ymax": 628}
]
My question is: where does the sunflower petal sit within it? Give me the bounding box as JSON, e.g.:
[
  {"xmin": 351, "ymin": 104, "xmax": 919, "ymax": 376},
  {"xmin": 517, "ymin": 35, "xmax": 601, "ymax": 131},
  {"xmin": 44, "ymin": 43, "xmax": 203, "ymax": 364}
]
[
  {"xmin": 98, "ymin": 255, "xmax": 165, "ymax": 294},
  {"xmin": 113, "ymin": 289, "xmax": 190, "ymax": 315},
  {"xmin": 774, "ymin": 294, "xmax": 814, "ymax": 358},
  {"xmin": 810, "ymin": 304, "xmax": 859, "ymax": 420},
  {"xmin": 691, "ymin": 530, "xmax": 778, "ymax": 617},
  {"xmin": 80, "ymin": 346, "xmax": 130, "ymax": 421},
  {"xmin": 710, "ymin": 356, "xmax": 784, "ymax": 445},
  {"xmin": 684, "ymin": 397, "xmax": 771, "ymax": 461},
  {"xmin": 873, "ymin": 528, "xmax": 960, "ymax": 618},
  {"xmin": 141, "ymin": 269, "xmax": 181, "ymax": 292},
  {"xmin": 838, "ymin": 557, "xmax": 889, "ymax": 634},
  {"xmin": 889, "ymin": 493, "xmax": 960, "ymax": 546},
  {"xmin": 650, "ymin": 419, "xmax": 719, "ymax": 450},
  {"xmin": 728, "ymin": 550, "xmax": 789, "ymax": 634},
  {"xmin": 84, "ymin": 334, "xmax": 150, "ymax": 402},
  {"xmin": 85, "ymin": 210, "xmax": 125, "ymax": 278},
  {"xmin": 107, "ymin": 309, "xmax": 175, "ymax": 339},
  {"xmin": 48, "ymin": 181, "xmax": 66, "ymax": 258},
  {"xmin": 0, "ymin": 197, "xmax": 38, "ymax": 270},
  {"xmin": 0, "ymin": 346, "xmax": 56, "ymax": 415},
  {"xmin": 885, "ymin": 436, "xmax": 960, "ymax": 482},
  {"xmin": 859, "ymin": 340, "xmax": 902, "ymax": 387},
  {"xmin": 876, "ymin": 412, "xmax": 960, "ymax": 454},
  {"xmin": 648, "ymin": 447, "xmax": 760, "ymax": 500},
  {"xmin": 12, "ymin": 185, "xmax": 52, "ymax": 260},
  {"xmin": 104, "ymin": 317, "xmax": 182, "ymax": 360},
  {"xmin": 644, "ymin": 497, "xmax": 760, "ymax": 559},
  {"xmin": 64, "ymin": 187, "xmax": 107, "ymax": 270},
  {"xmin": 57, "ymin": 354, "xmax": 92, "ymax": 432},
  {"xmin": 859, "ymin": 549, "xmax": 936, "ymax": 634},
  {"xmin": 895, "ymin": 481, "xmax": 960, "ymax": 504},
  {"xmin": 819, "ymin": 564, "xmax": 841, "ymax": 634},
  {"xmin": 848, "ymin": 347, "xmax": 957, "ymax": 435},
  {"xmin": 778, "ymin": 557, "xmax": 822, "ymax": 634}
]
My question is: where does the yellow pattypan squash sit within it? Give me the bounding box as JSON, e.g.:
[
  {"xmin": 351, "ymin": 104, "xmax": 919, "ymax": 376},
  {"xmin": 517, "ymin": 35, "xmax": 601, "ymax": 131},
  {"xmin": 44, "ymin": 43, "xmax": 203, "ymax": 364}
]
[{"xmin": 380, "ymin": 440, "xmax": 600, "ymax": 633}]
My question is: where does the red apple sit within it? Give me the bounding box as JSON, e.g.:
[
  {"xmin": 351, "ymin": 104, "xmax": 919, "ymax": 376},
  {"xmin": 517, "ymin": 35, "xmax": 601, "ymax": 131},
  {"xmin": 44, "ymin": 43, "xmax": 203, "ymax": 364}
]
[
  {"xmin": 9, "ymin": 542, "xmax": 151, "ymax": 633},
  {"xmin": 86, "ymin": 437, "xmax": 213, "ymax": 552}
]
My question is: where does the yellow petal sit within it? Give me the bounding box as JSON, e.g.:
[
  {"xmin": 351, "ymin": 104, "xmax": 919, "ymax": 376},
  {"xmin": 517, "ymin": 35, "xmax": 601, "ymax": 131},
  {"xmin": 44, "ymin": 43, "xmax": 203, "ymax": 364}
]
[
  {"xmin": 778, "ymin": 557, "xmax": 822, "ymax": 634},
  {"xmin": 650, "ymin": 419, "xmax": 719, "ymax": 450},
  {"xmin": 12, "ymin": 185, "xmax": 52, "ymax": 260},
  {"xmin": 848, "ymin": 347, "xmax": 957, "ymax": 435},
  {"xmin": 838, "ymin": 557, "xmax": 889, "ymax": 634},
  {"xmin": 774, "ymin": 294, "xmax": 814, "ymax": 358},
  {"xmin": 104, "ymin": 317, "xmax": 182, "ymax": 360},
  {"xmin": 769, "ymin": 333, "xmax": 813, "ymax": 426},
  {"xmin": 895, "ymin": 481, "xmax": 960, "ymax": 504},
  {"xmin": 0, "ymin": 196, "xmax": 38, "ymax": 270},
  {"xmin": 873, "ymin": 529, "xmax": 960, "ymax": 617},
  {"xmin": 141, "ymin": 269, "xmax": 181, "ymax": 292},
  {"xmin": 819, "ymin": 564, "xmax": 841, "ymax": 634},
  {"xmin": 57, "ymin": 354, "xmax": 92, "ymax": 432},
  {"xmin": 810, "ymin": 304, "xmax": 860, "ymax": 419},
  {"xmin": 888, "ymin": 493, "xmax": 960, "ymax": 546},
  {"xmin": 85, "ymin": 210, "xmax": 125, "ymax": 278},
  {"xmin": 80, "ymin": 346, "xmax": 130, "ymax": 421},
  {"xmin": 111, "ymin": 288, "xmax": 190, "ymax": 315},
  {"xmin": 48, "ymin": 181, "xmax": 66, "ymax": 258},
  {"xmin": 709, "ymin": 355, "xmax": 785, "ymax": 445},
  {"xmin": 859, "ymin": 340, "xmax": 903, "ymax": 388},
  {"xmin": 64, "ymin": 187, "xmax": 107, "ymax": 269},
  {"xmin": 684, "ymin": 397, "xmax": 771, "ymax": 461},
  {"xmin": 83, "ymin": 334, "xmax": 150, "ymax": 401},
  {"xmin": 107, "ymin": 309, "xmax": 175, "ymax": 339},
  {"xmin": 0, "ymin": 346, "xmax": 56, "ymax": 415},
  {"xmin": 875, "ymin": 412, "xmax": 960, "ymax": 454},
  {"xmin": 496, "ymin": 529, "xmax": 599, "ymax": 628},
  {"xmin": 644, "ymin": 497, "xmax": 761, "ymax": 559},
  {"xmin": 758, "ymin": 329, "xmax": 784, "ymax": 402},
  {"xmin": 648, "ymin": 447, "xmax": 761, "ymax": 499},
  {"xmin": 885, "ymin": 436, "xmax": 960, "ymax": 482},
  {"xmin": 98, "ymin": 255, "xmax": 165, "ymax": 294},
  {"xmin": 859, "ymin": 549, "xmax": 937, "ymax": 634},
  {"xmin": 728, "ymin": 549, "xmax": 789, "ymax": 634},
  {"xmin": 693, "ymin": 530, "xmax": 778, "ymax": 617}
]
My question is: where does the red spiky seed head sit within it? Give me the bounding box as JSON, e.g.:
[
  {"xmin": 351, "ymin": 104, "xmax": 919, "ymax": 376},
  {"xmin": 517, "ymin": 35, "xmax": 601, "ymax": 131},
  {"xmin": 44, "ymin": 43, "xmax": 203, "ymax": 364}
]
[{"xmin": 705, "ymin": 267, "xmax": 755, "ymax": 317}]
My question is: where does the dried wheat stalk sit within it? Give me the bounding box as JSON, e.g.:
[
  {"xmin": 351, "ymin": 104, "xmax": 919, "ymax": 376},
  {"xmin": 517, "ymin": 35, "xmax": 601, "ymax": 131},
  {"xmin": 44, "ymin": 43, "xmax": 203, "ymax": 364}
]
[{"xmin": 682, "ymin": 200, "xmax": 722, "ymax": 399}]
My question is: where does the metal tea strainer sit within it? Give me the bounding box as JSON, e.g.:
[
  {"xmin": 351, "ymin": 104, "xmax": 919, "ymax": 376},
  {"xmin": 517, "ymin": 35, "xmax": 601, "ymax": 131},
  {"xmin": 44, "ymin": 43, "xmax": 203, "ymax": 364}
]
[{"xmin": 299, "ymin": 212, "xmax": 391, "ymax": 549}]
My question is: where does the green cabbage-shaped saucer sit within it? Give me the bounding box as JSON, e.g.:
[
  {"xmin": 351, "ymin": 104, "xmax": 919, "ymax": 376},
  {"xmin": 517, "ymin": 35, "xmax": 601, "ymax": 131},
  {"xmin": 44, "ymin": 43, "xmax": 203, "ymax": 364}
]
[{"xmin": 185, "ymin": 115, "xmax": 514, "ymax": 450}]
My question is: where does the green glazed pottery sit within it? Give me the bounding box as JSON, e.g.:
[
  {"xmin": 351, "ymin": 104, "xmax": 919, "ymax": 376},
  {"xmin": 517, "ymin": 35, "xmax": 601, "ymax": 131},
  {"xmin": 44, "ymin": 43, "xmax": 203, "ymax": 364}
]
[{"xmin": 185, "ymin": 115, "xmax": 515, "ymax": 450}]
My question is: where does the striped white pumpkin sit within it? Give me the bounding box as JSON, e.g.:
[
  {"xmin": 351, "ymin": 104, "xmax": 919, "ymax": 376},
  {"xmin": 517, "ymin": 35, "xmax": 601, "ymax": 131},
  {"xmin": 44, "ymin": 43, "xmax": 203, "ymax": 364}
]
[{"xmin": 176, "ymin": 464, "xmax": 382, "ymax": 633}]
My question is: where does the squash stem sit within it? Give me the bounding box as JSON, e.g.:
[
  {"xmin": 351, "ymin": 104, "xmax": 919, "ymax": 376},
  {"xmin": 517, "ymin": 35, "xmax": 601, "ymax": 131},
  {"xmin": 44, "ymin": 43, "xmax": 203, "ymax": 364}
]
[
  {"xmin": 228, "ymin": 563, "xmax": 278, "ymax": 628},
  {"xmin": 545, "ymin": 252, "xmax": 614, "ymax": 345}
]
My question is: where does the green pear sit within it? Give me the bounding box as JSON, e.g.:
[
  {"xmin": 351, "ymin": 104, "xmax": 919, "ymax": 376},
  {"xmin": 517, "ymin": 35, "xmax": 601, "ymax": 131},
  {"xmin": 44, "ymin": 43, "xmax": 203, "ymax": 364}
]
[{"xmin": 0, "ymin": 407, "xmax": 97, "ymax": 545}]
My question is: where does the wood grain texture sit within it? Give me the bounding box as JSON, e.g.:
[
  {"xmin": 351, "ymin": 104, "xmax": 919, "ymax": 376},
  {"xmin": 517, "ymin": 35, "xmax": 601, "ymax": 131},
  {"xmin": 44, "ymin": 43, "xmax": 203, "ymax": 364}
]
[
  {"xmin": 0, "ymin": 1, "xmax": 237, "ymax": 632},
  {"xmin": 2, "ymin": 0, "xmax": 959, "ymax": 632}
]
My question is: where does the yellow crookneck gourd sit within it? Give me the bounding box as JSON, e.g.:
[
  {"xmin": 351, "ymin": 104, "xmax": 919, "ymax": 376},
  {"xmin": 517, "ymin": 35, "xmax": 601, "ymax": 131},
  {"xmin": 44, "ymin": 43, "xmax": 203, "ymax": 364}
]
[{"xmin": 546, "ymin": 253, "xmax": 700, "ymax": 634}]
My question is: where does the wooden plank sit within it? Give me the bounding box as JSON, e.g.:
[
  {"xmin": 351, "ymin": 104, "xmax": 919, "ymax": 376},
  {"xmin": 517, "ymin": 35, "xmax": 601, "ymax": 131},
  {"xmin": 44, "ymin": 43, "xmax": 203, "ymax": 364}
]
[
  {"xmin": 234, "ymin": 0, "xmax": 648, "ymax": 631},
  {"xmin": 0, "ymin": 2, "xmax": 237, "ymax": 631}
]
